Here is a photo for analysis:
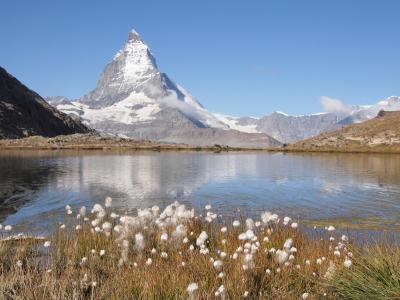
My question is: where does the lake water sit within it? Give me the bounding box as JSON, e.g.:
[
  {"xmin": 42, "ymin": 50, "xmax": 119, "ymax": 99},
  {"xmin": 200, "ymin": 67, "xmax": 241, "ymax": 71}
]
[{"xmin": 1, "ymin": 150, "xmax": 400, "ymax": 236}]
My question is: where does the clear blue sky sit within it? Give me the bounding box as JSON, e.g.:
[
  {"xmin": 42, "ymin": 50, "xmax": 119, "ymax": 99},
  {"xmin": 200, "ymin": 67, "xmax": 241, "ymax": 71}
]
[{"xmin": 1, "ymin": 0, "xmax": 399, "ymax": 116}]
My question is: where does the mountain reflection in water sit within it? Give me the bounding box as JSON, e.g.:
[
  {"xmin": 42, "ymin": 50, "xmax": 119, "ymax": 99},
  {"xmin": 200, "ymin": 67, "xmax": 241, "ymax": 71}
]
[{"xmin": 0, "ymin": 151, "xmax": 399, "ymax": 235}]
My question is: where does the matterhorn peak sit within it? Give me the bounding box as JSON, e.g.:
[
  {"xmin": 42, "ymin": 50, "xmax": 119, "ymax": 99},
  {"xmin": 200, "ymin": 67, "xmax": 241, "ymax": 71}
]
[{"xmin": 127, "ymin": 29, "xmax": 142, "ymax": 43}]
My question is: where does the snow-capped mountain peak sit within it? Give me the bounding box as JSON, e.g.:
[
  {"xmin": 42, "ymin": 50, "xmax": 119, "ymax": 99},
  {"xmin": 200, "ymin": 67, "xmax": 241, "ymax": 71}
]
[
  {"xmin": 127, "ymin": 29, "xmax": 142, "ymax": 42},
  {"xmin": 47, "ymin": 29, "xmax": 261, "ymax": 145}
]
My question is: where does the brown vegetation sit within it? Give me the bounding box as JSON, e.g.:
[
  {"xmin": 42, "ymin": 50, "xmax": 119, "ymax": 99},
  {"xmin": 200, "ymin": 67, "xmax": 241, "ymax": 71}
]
[{"xmin": 285, "ymin": 111, "xmax": 400, "ymax": 154}]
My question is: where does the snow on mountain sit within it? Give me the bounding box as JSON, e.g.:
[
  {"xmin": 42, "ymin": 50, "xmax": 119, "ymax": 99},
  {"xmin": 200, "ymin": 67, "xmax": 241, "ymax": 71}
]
[
  {"xmin": 45, "ymin": 29, "xmax": 399, "ymax": 146},
  {"xmin": 213, "ymin": 113, "xmax": 259, "ymax": 133},
  {"xmin": 47, "ymin": 29, "xmax": 279, "ymax": 148},
  {"xmin": 213, "ymin": 96, "xmax": 400, "ymax": 143}
]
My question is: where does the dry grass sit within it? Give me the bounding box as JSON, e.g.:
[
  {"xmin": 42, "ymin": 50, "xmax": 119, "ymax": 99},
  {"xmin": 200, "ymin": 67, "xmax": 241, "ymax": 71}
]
[
  {"xmin": 0, "ymin": 200, "xmax": 397, "ymax": 299},
  {"xmin": 285, "ymin": 111, "xmax": 400, "ymax": 154}
]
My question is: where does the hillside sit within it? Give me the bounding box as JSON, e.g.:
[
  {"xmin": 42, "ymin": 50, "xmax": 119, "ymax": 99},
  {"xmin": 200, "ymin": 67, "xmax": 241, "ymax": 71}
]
[
  {"xmin": 0, "ymin": 67, "xmax": 90, "ymax": 139},
  {"xmin": 286, "ymin": 110, "xmax": 400, "ymax": 153}
]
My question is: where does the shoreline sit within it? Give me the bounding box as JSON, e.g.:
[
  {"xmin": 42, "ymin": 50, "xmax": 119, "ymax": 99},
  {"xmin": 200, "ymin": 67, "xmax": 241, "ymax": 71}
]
[{"xmin": 1, "ymin": 134, "xmax": 400, "ymax": 154}]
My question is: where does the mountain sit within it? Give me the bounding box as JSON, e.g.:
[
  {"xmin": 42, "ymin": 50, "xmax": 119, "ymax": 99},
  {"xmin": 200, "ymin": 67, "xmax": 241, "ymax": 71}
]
[
  {"xmin": 214, "ymin": 96, "xmax": 400, "ymax": 143},
  {"xmin": 47, "ymin": 30, "xmax": 279, "ymax": 148},
  {"xmin": 0, "ymin": 66, "xmax": 90, "ymax": 139},
  {"xmin": 287, "ymin": 110, "xmax": 400, "ymax": 153}
]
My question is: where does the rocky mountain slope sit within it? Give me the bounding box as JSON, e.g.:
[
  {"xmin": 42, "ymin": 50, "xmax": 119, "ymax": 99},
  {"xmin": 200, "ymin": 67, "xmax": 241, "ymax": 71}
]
[
  {"xmin": 47, "ymin": 30, "xmax": 279, "ymax": 148},
  {"xmin": 0, "ymin": 67, "xmax": 90, "ymax": 139},
  {"xmin": 287, "ymin": 110, "xmax": 400, "ymax": 153},
  {"xmin": 214, "ymin": 96, "xmax": 400, "ymax": 143}
]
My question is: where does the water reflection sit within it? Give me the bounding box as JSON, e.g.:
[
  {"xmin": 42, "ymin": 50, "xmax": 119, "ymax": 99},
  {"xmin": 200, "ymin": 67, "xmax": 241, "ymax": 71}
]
[{"xmin": 0, "ymin": 151, "xmax": 399, "ymax": 234}]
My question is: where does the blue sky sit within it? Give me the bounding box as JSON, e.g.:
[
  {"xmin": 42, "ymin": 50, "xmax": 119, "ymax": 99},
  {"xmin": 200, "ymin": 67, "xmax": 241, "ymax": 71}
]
[{"xmin": 1, "ymin": 0, "xmax": 399, "ymax": 116}]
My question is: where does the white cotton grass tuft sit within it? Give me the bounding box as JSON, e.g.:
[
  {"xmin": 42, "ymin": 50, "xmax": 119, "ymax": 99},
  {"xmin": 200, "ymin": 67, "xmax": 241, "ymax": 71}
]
[
  {"xmin": 343, "ymin": 257, "xmax": 352, "ymax": 268},
  {"xmin": 80, "ymin": 257, "xmax": 88, "ymax": 266},
  {"xmin": 324, "ymin": 260, "xmax": 336, "ymax": 279},
  {"xmin": 275, "ymin": 250, "xmax": 289, "ymax": 265},
  {"xmin": 220, "ymin": 226, "xmax": 227, "ymax": 233},
  {"xmin": 196, "ymin": 231, "xmax": 208, "ymax": 246},
  {"xmin": 134, "ymin": 233, "xmax": 145, "ymax": 252},
  {"xmin": 261, "ymin": 211, "xmax": 279, "ymax": 224},
  {"xmin": 205, "ymin": 204, "xmax": 212, "ymax": 210},
  {"xmin": 120, "ymin": 240, "xmax": 129, "ymax": 263},
  {"xmin": 79, "ymin": 206, "xmax": 86, "ymax": 217},
  {"xmin": 245, "ymin": 218, "xmax": 254, "ymax": 230},
  {"xmin": 91, "ymin": 204, "xmax": 106, "ymax": 219},
  {"xmin": 160, "ymin": 252, "xmax": 168, "ymax": 259},
  {"xmin": 102, "ymin": 222, "xmax": 112, "ymax": 232},
  {"xmin": 232, "ymin": 220, "xmax": 240, "ymax": 227},
  {"xmin": 4, "ymin": 225, "xmax": 12, "ymax": 231},
  {"xmin": 44, "ymin": 241, "xmax": 51, "ymax": 248},
  {"xmin": 326, "ymin": 225, "xmax": 335, "ymax": 231},
  {"xmin": 105, "ymin": 196, "xmax": 112, "ymax": 208},
  {"xmin": 187, "ymin": 282, "xmax": 199, "ymax": 299},
  {"xmin": 283, "ymin": 216, "xmax": 291, "ymax": 225},
  {"xmin": 291, "ymin": 222, "xmax": 298, "ymax": 229},
  {"xmin": 213, "ymin": 260, "xmax": 223, "ymax": 270},
  {"xmin": 302, "ymin": 292, "xmax": 310, "ymax": 299},
  {"xmin": 160, "ymin": 232, "xmax": 168, "ymax": 242},
  {"xmin": 172, "ymin": 224, "xmax": 187, "ymax": 241},
  {"xmin": 283, "ymin": 238, "xmax": 293, "ymax": 250},
  {"xmin": 215, "ymin": 285, "xmax": 225, "ymax": 298},
  {"xmin": 110, "ymin": 212, "xmax": 119, "ymax": 219},
  {"xmin": 99, "ymin": 250, "xmax": 105, "ymax": 257},
  {"xmin": 146, "ymin": 258, "xmax": 152, "ymax": 266}
]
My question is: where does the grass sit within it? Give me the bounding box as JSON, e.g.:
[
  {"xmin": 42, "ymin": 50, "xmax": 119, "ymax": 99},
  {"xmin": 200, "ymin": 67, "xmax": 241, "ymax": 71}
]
[
  {"xmin": 331, "ymin": 244, "xmax": 400, "ymax": 300},
  {"xmin": 0, "ymin": 200, "xmax": 399, "ymax": 299}
]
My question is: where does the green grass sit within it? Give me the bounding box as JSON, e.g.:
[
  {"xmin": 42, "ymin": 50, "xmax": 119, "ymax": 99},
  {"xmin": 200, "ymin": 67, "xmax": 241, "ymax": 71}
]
[{"xmin": 330, "ymin": 244, "xmax": 400, "ymax": 299}]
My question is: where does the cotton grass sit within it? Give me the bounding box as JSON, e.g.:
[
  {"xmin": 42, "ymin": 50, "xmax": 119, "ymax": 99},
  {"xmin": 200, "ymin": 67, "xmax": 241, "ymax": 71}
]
[{"xmin": 1, "ymin": 199, "xmax": 393, "ymax": 299}]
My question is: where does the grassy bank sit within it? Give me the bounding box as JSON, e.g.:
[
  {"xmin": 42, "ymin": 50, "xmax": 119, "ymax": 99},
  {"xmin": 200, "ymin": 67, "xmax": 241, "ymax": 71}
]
[{"xmin": 0, "ymin": 200, "xmax": 398, "ymax": 299}]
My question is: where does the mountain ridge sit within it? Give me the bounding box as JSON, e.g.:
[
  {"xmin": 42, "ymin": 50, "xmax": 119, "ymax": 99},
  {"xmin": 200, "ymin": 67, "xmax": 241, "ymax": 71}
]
[
  {"xmin": 285, "ymin": 110, "xmax": 400, "ymax": 153},
  {"xmin": 0, "ymin": 66, "xmax": 91, "ymax": 139}
]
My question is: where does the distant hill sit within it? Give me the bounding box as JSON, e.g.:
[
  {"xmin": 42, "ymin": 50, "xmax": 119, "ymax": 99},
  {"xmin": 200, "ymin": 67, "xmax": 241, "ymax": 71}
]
[
  {"xmin": 0, "ymin": 66, "xmax": 91, "ymax": 139},
  {"xmin": 286, "ymin": 110, "xmax": 400, "ymax": 153}
]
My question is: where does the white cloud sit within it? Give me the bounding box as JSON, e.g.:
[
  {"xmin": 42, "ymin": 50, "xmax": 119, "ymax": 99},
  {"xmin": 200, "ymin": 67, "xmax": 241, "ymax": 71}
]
[
  {"xmin": 159, "ymin": 91, "xmax": 205, "ymax": 124},
  {"xmin": 320, "ymin": 96, "xmax": 351, "ymax": 114}
]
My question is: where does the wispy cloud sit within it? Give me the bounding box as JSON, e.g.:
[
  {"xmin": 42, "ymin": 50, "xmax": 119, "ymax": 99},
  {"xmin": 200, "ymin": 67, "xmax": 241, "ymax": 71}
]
[{"xmin": 320, "ymin": 96, "xmax": 351, "ymax": 114}]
